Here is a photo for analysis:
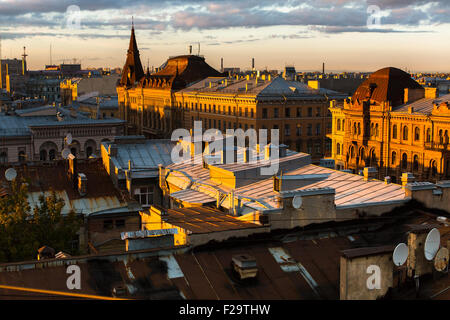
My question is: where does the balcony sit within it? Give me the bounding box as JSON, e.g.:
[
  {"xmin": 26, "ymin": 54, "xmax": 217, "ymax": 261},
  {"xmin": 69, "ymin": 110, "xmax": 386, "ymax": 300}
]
[{"xmin": 424, "ymin": 142, "xmax": 450, "ymax": 151}]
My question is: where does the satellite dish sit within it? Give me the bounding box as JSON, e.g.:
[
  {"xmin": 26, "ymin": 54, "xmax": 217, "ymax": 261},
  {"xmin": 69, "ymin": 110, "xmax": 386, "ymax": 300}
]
[
  {"xmin": 292, "ymin": 195, "xmax": 303, "ymax": 209},
  {"xmin": 61, "ymin": 148, "xmax": 71, "ymax": 160},
  {"xmin": 393, "ymin": 243, "xmax": 408, "ymax": 266},
  {"xmin": 434, "ymin": 247, "xmax": 449, "ymax": 272},
  {"xmin": 424, "ymin": 228, "xmax": 440, "ymax": 261},
  {"xmin": 5, "ymin": 168, "xmax": 17, "ymax": 181},
  {"xmin": 65, "ymin": 133, "xmax": 73, "ymax": 145}
]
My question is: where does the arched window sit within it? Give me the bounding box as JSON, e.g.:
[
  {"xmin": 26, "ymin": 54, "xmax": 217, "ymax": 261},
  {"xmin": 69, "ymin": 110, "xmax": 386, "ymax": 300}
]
[
  {"xmin": 445, "ymin": 130, "xmax": 449, "ymax": 144},
  {"xmin": 342, "ymin": 120, "xmax": 345, "ymax": 130},
  {"xmin": 336, "ymin": 143, "xmax": 341, "ymax": 155},
  {"xmin": 350, "ymin": 146, "xmax": 355, "ymax": 159},
  {"xmin": 414, "ymin": 127, "xmax": 420, "ymax": 141},
  {"xmin": 86, "ymin": 147, "xmax": 93, "ymax": 158},
  {"xmin": 403, "ymin": 126, "xmax": 409, "ymax": 141},
  {"xmin": 430, "ymin": 160, "xmax": 438, "ymax": 177},
  {"xmin": 413, "ymin": 155, "xmax": 419, "ymax": 171},
  {"xmin": 391, "ymin": 151, "xmax": 397, "ymax": 165},
  {"xmin": 353, "ymin": 122, "xmax": 357, "ymax": 135},
  {"xmin": 49, "ymin": 149, "xmax": 56, "ymax": 161},
  {"xmin": 18, "ymin": 151, "xmax": 26, "ymax": 163},
  {"xmin": 337, "ymin": 119, "xmax": 341, "ymax": 131},
  {"xmin": 393, "ymin": 124, "xmax": 398, "ymax": 139},
  {"xmin": 439, "ymin": 130, "xmax": 443, "ymax": 144},
  {"xmin": 357, "ymin": 123, "xmax": 361, "ymax": 135},
  {"xmin": 40, "ymin": 150, "xmax": 47, "ymax": 161},
  {"xmin": 375, "ymin": 123, "xmax": 379, "ymax": 137},
  {"xmin": 370, "ymin": 149, "xmax": 376, "ymax": 166},
  {"xmin": 370, "ymin": 123, "xmax": 374, "ymax": 136},
  {"xmin": 426, "ymin": 128, "xmax": 431, "ymax": 143},
  {"xmin": 0, "ymin": 152, "xmax": 7, "ymax": 164},
  {"xmin": 402, "ymin": 153, "xmax": 408, "ymax": 170}
]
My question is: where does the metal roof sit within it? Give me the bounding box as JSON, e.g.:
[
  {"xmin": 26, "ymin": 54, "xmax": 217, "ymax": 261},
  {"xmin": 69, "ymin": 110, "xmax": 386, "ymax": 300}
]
[
  {"xmin": 393, "ymin": 92, "xmax": 450, "ymax": 115},
  {"xmin": 104, "ymin": 139, "xmax": 175, "ymax": 172}
]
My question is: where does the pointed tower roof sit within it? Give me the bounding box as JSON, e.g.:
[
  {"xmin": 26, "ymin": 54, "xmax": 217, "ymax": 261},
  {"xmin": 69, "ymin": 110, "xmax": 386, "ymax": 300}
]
[{"xmin": 120, "ymin": 23, "xmax": 145, "ymax": 86}]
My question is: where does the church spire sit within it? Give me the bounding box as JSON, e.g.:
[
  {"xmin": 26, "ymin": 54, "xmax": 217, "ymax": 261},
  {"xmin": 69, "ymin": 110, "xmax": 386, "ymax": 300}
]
[{"xmin": 120, "ymin": 19, "xmax": 145, "ymax": 86}]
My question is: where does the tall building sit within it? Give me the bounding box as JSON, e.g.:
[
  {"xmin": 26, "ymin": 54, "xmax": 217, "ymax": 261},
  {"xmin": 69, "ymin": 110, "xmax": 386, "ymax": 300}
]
[
  {"xmin": 175, "ymin": 75, "xmax": 346, "ymax": 160},
  {"xmin": 329, "ymin": 67, "xmax": 450, "ymax": 183},
  {"xmin": 117, "ymin": 25, "xmax": 223, "ymax": 137}
]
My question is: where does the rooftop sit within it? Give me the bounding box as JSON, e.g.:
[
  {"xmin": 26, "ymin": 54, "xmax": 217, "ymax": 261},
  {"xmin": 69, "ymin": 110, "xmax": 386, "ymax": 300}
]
[
  {"xmin": 0, "ymin": 159, "xmax": 128, "ymax": 215},
  {"xmin": 393, "ymin": 92, "xmax": 450, "ymax": 115},
  {"xmin": 179, "ymin": 75, "xmax": 347, "ymax": 100}
]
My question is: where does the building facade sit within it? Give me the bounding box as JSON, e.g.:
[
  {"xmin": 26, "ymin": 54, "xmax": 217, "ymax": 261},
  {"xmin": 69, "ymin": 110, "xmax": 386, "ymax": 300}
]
[{"xmin": 329, "ymin": 67, "xmax": 450, "ymax": 183}]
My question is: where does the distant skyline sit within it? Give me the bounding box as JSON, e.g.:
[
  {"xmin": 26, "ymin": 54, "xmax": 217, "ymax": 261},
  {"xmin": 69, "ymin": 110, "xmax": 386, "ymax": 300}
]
[{"xmin": 0, "ymin": 0, "xmax": 449, "ymax": 73}]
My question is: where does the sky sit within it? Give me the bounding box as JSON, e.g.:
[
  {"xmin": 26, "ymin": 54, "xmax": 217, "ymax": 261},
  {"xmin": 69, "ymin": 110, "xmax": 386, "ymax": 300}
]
[{"xmin": 0, "ymin": 0, "xmax": 449, "ymax": 73}]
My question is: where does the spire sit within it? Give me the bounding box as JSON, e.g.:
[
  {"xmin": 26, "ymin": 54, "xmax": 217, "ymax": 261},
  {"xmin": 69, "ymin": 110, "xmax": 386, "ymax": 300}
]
[{"xmin": 120, "ymin": 19, "xmax": 145, "ymax": 86}]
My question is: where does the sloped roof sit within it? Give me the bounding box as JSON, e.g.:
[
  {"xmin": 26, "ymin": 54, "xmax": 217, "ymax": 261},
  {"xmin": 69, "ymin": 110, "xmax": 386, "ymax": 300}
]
[{"xmin": 352, "ymin": 67, "xmax": 423, "ymax": 107}]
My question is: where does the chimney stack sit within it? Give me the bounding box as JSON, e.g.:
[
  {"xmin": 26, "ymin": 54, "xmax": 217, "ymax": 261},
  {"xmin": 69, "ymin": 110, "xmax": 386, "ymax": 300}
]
[
  {"xmin": 363, "ymin": 167, "xmax": 377, "ymax": 181},
  {"xmin": 401, "ymin": 172, "xmax": 415, "ymax": 187},
  {"xmin": 78, "ymin": 173, "xmax": 87, "ymax": 196}
]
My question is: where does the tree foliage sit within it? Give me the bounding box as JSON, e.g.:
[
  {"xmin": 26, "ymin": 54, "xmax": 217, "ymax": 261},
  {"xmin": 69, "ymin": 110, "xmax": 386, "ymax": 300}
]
[{"xmin": 0, "ymin": 179, "xmax": 82, "ymax": 263}]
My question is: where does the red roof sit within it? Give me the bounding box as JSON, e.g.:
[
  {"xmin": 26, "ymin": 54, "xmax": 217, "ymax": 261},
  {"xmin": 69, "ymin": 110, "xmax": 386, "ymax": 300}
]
[{"xmin": 352, "ymin": 67, "xmax": 423, "ymax": 107}]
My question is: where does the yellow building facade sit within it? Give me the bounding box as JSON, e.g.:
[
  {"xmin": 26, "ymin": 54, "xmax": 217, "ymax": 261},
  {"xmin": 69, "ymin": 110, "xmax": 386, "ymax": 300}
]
[{"xmin": 329, "ymin": 67, "xmax": 450, "ymax": 183}]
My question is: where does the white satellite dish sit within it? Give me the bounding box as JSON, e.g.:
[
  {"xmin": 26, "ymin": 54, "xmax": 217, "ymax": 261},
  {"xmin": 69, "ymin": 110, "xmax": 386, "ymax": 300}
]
[
  {"xmin": 393, "ymin": 243, "xmax": 408, "ymax": 266},
  {"xmin": 292, "ymin": 195, "xmax": 303, "ymax": 209},
  {"xmin": 424, "ymin": 228, "xmax": 440, "ymax": 261},
  {"xmin": 5, "ymin": 168, "xmax": 17, "ymax": 181},
  {"xmin": 65, "ymin": 133, "xmax": 73, "ymax": 145},
  {"xmin": 434, "ymin": 247, "xmax": 449, "ymax": 272},
  {"xmin": 61, "ymin": 148, "xmax": 71, "ymax": 160}
]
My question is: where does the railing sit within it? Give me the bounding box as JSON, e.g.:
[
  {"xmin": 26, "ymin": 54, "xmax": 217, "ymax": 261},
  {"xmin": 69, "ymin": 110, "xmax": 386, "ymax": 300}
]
[{"xmin": 424, "ymin": 142, "xmax": 450, "ymax": 151}]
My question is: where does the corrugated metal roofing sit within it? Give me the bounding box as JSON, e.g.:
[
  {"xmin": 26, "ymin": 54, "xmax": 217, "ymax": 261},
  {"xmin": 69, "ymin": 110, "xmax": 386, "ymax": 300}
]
[
  {"xmin": 393, "ymin": 93, "xmax": 450, "ymax": 115},
  {"xmin": 106, "ymin": 140, "xmax": 175, "ymax": 170}
]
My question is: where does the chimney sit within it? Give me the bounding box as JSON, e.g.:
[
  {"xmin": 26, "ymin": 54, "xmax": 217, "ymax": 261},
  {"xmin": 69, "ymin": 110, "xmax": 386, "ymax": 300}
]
[
  {"xmin": 108, "ymin": 144, "xmax": 118, "ymax": 157},
  {"xmin": 232, "ymin": 254, "xmax": 258, "ymax": 280},
  {"xmin": 77, "ymin": 173, "xmax": 87, "ymax": 197},
  {"xmin": 425, "ymin": 87, "xmax": 438, "ymax": 99},
  {"xmin": 401, "ymin": 172, "xmax": 415, "ymax": 187},
  {"xmin": 384, "ymin": 176, "xmax": 391, "ymax": 185},
  {"xmin": 363, "ymin": 167, "xmax": 377, "ymax": 181}
]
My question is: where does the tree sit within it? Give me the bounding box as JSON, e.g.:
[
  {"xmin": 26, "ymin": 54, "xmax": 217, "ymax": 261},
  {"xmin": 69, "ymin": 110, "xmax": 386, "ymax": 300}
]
[{"xmin": 0, "ymin": 179, "xmax": 82, "ymax": 263}]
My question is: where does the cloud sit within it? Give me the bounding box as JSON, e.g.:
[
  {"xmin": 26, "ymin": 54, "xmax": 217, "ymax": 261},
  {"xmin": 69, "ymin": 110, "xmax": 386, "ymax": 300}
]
[{"xmin": 0, "ymin": 0, "xmax": 447, "ymax": 40}]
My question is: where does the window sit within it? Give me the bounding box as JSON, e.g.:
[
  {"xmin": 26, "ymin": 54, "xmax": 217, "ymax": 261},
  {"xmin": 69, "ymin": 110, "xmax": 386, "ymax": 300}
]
[
  {"xmin": 403, "ymin": 126, "xmax": 409, "ymax": 141},
  {"xmin": 337, "ymin": 143, "xmax": 341, "ymax": 155},
  {"xmin": 357, "ymin": 123, "xmax": 361, "ymax": 135},
  {"xmin": 274, "ymin": 108, "xmax": 279, "ymax": 118},
  {"xmin": 392, "ymin": 125, "xmax": 398, "ymax": 139},
  {"xmin": 337, "ymin": 119, "xmax": 341, "ymax": 131},
  {"xmin": 316, "ymin": 107, "xmax": 321, "ymax": 117},
  {"xmin": 296, "ymin": 125, "xmax": 302, "ymax": 136},
  {"xmin": 40, "ymin": 150, "xmax": 47, "ymax": 161},
  {"xmin": 414, "ymin": 127, "xmax": 420, "ymax": 141},
  {"xmin": 402, "ymin": 153, "xmax": 408, "ymax": 170},
  {"xmin": 308, "ymin": 107, "xmax": 313, "ymax": 117},
  {"xmin": 18, "ymin": 151, "xmax": 26, "ymax": 163},
  {"xmin": 296, "ymin": 108, "xmax": 301, "ymax": 117},
  {"xmin": 316, "ymin": 124, "xmax": 321, "ymax": 136},
  {"xmin": 134, "ymin": 187, "xmax": 153, "ymax": 206},
  {"xmin": 285, "ymin": 124, "xmax": 290, "ymax": 136},
  {"xmin": 0, "ymin": 151, "xmax": 7, "ymax": 164},
  {"xmin": 262, "ymin": 108, "xmax": 268, "ymax": 119},
  {"xmin": 426, "ymin": 128, "xmax": 431, "ymax": 142},
  {"xmin": 391, "ymin": 151, "xmax": 397, "ymax": 165},
  {"xmin": 413, "ymin": 155, "xmax": 419, "ymax": 171},
  {"xmin": 285, "ymin": 108, "xmax": 290, "ymax": 117},
  {"xmin": 307, "ymin": 124, "xmax": 312, "ymax": 136},
  {"xmin": 49, "ymin": 149, "xmax": 56, "ymax": 160}
]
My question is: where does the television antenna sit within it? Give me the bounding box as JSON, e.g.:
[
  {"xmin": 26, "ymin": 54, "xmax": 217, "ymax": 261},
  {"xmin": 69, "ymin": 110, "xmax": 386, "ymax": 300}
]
[
  {"xmin": 424, "ymin": 228, "xmax": 440, "ymax": 261},
  {"xmin": 434, "ymin": 247, "xmax": 449, "ymax": 272},
  {"xmin": 65, "ymin": 133, "xmax": 73, "ymax": 145},
  {"xmin": 292, "ymin": 195, "xmax": 303, "ymax": 209},
  {"xmin": 5, "ymin": 168, "xmax": 17, "ymax": 181},
  {"xmin": 61, "ymin": 148, "xmax": 71, "ymax": 160},
  {"xmin": 393, "ymin": 243, "xmax": 408, "ymax": 266}
]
